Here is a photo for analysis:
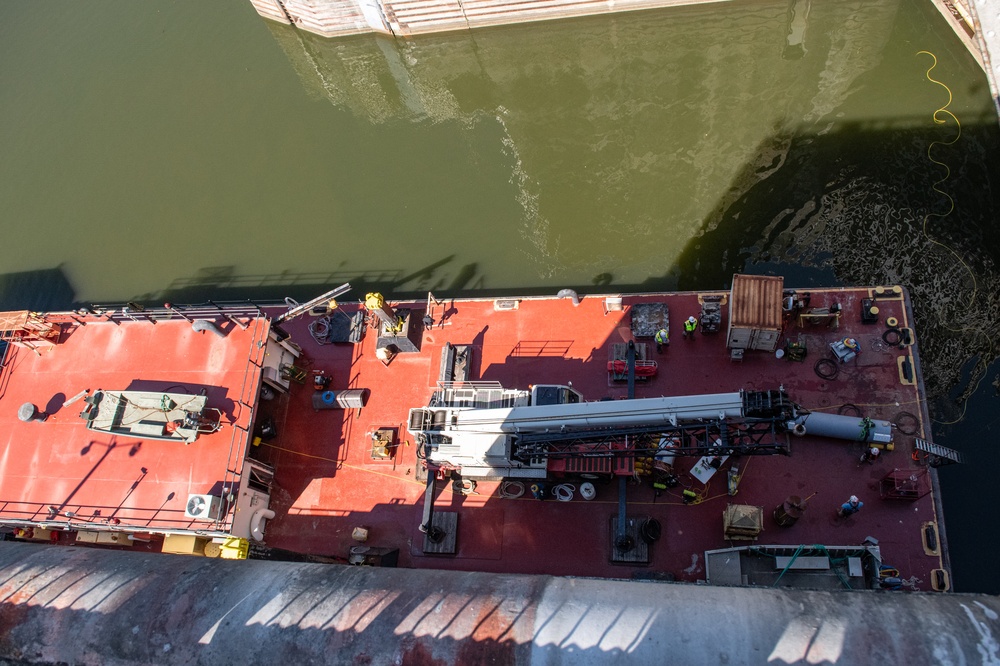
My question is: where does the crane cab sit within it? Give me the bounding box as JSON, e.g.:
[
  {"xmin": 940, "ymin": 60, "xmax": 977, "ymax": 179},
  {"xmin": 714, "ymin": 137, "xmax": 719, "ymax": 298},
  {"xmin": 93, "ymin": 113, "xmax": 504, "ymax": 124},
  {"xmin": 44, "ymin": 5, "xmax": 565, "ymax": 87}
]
[{"xmin": 529, "ymin": 384, "xmax": 583, "ymax": 406}]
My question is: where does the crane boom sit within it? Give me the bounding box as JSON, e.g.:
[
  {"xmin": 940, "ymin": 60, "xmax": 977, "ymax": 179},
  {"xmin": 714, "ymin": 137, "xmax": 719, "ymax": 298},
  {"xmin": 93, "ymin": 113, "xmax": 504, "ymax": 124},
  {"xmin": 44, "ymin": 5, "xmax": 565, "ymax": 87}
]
[
  {"xmin": 408, "ymin": 384, "xmax": 798, "ymax": 478},
  {"xmin": 449, "ymin": 392, "xmax": 745, "ymax": 433}
]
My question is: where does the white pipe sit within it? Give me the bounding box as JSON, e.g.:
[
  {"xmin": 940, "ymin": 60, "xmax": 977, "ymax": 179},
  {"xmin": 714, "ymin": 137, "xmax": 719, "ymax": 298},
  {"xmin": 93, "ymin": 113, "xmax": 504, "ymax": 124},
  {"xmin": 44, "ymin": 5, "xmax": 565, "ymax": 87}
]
[
  {"xmin": 192, "ymin": 319, "xmax": 227, "ymax": 338},
  {"xmin": 250, "ymin": 508, "xmax": 275, "ymax": 542},
  {"xmin": 790, "ymin": 413, "xmax": 892, "ymax": 443},
  {"xmin": 557, "ymin": 289, "xmax": 581, "ymax": 306}
]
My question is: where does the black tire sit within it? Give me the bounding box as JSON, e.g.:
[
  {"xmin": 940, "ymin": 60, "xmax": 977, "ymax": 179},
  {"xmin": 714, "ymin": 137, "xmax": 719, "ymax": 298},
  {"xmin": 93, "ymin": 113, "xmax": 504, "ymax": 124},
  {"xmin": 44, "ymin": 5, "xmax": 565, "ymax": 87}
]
[{"xmin": 882, "ymin": 328, "xmax": 902, "ymax": 347}]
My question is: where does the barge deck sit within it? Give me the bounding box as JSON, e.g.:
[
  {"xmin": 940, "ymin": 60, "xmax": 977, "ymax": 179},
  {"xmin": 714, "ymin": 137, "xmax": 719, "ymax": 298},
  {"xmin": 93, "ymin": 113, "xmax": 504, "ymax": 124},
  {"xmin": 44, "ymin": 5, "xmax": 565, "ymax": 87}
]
[{"xmin": 0, "ymin": 280, "xmax": 951, "ymax": 592}]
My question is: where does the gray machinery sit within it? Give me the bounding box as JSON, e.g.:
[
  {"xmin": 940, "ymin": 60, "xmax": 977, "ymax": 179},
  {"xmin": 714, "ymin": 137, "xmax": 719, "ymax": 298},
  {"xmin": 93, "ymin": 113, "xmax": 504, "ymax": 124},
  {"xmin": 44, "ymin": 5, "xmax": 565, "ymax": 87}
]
[
  {"xmin": 789, "ymin": 411, "xmax": 893, "ymax": 444},
  {"xmin": 409, "ymin": 382, "xmax": 893, "ymax": 555},
  {"xmin": 408, "ymin": 383, "xmax": 892, "ymax": 479},
  {"xmin": 699, "ymin": 295, "xmax": 723, "ymax": 333}
]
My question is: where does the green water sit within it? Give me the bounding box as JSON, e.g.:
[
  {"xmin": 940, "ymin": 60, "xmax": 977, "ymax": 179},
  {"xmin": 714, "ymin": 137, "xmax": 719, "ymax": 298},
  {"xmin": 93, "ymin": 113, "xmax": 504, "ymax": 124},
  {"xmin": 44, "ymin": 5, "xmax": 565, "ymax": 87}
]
[
  {"xmin": 1, "ymin": 0, "xmax": 992, "ymax": 300},
  {"xmin": 2, "ymin": 0, "xmax": 999, "ymax": 591}
]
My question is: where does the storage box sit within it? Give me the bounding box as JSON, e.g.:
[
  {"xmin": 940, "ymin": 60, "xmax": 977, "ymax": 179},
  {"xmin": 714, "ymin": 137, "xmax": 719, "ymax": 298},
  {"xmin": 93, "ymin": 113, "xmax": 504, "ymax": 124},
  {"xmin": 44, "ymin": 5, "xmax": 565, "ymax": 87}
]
[
  {"xmin": 162, "ymin": 534, "xmax": 207, "ymax": 555},
  {"xmin": 726, "ymin": 274, "xmax": 783, "ymax": 351}
]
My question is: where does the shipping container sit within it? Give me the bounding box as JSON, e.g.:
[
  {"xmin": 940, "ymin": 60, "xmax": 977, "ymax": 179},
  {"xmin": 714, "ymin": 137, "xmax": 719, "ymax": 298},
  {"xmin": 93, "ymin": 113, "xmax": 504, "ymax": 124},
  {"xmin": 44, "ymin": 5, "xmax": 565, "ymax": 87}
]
[{"xmin": 726, "ymin": 274, "xmax": 784, "ymax": 351}]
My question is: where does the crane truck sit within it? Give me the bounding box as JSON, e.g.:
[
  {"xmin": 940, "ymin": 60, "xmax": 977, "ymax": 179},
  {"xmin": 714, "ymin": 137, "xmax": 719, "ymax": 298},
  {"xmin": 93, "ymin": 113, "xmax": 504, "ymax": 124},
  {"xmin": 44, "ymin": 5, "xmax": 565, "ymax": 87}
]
[{"xmin": 407, "ymin": 382, "xmax": 892, "ymax": 479}]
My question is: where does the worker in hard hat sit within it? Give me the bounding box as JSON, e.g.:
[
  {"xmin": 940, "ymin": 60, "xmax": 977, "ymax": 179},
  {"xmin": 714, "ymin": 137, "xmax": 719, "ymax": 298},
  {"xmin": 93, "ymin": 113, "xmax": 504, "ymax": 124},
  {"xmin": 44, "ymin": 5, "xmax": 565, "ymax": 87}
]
[
  {"xmin": 859, "ymin": 446, "xmax": 881, "ymax": 465},
  {"xmin": 837, "ymin": 495, "xmax": 863, "ymax": 518},
  {"xmin": 683, "ymin": 316, "xmax": 698, "ymax": 339},
  {"xmin": 655, "ymin": 328, "xmax": 669, "ymax": 353}
]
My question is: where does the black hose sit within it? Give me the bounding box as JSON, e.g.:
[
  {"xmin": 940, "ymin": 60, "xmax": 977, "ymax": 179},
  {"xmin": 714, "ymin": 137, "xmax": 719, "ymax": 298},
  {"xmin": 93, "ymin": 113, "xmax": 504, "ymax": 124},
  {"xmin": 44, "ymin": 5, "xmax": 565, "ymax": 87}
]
[
  {"xmin": 640, "ymin": 518, "xmax": 662, "ymax": 544},
  {"xmin": 838, "ymin": 403, "xmax": 862, "ymax": 417},
  {"xmin": 814, "ymin": 358, "xmax": 839, "ymax": 380},
  {"xmin": 882, "ymin": 328, "xmax": 902, "ymax": 347}
]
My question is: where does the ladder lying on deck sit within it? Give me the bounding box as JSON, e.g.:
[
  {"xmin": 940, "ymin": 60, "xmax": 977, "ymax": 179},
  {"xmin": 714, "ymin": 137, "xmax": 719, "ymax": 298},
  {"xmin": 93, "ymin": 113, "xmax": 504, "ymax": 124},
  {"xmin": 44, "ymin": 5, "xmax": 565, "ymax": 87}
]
[{"xmin": 914, "ymin": 437, "xmax": 963, "ymax": 465}]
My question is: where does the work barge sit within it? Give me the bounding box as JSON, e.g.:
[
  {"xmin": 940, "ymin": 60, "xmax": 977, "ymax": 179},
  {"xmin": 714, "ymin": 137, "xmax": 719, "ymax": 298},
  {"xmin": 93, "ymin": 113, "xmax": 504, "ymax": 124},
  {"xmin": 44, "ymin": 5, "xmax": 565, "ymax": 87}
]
[
  {"xmin": 0, "ymin": 276, "xmax": 956, "ymax": 587},
  {"xmin": 0, "ymin": 275, "xmax": 988, "ymax": 663}
]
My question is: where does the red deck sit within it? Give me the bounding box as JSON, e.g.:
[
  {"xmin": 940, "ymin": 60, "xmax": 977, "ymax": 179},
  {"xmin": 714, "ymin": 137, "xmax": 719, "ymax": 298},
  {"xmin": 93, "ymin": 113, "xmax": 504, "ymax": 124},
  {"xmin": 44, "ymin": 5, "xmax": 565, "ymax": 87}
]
[
  {"xmin": 260, "ymin": 286, "xmax": 942, "ymax": 588},
  {"xmin": 0, "ymin": 286, "xmax": 946, "ymax": 590},
  {"xmin": 0, "ymin": 315, "xmax": 266, "ymax": 532}
]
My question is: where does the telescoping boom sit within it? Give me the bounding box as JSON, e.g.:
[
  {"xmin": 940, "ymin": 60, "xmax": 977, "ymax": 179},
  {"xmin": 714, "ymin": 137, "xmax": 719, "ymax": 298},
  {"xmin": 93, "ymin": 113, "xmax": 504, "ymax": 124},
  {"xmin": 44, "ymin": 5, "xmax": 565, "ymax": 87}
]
[{"xmin": 409, "ymin": 385, "xmax": 896, "ymax": 478}]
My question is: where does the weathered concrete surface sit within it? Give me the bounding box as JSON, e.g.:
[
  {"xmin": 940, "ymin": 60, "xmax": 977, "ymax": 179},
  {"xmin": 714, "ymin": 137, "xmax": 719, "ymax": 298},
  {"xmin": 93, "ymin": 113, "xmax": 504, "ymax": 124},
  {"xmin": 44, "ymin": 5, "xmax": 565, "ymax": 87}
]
[
  {"xmin": 931, "ymin": 0, "xmax": 1000, "ymax": 124},
  {"xmin": 252, "ymin": 0, "xmax": 730, "ymax": 37},
  {"xmin": 966, "ymin": 0, "xmax": 1000, "ymax": 122},
  {"xmin": 1, "ymin": 542, "xmax": 998, "ymax": 665}
]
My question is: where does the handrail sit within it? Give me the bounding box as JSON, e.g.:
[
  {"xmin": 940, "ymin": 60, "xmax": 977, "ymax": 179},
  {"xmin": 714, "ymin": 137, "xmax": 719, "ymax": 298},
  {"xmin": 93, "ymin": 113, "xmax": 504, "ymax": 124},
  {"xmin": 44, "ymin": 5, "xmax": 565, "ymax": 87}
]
[
  {"xmin": 214, "ymin": 315, "xmax": 271, "ymax": 531},
  {"xmin": 0, "ymin": 499, "xmax": 227, "ymax": 533},
  {"xmin": 37, "ymin": 300, "xmax": 284, "ymax": 327}
]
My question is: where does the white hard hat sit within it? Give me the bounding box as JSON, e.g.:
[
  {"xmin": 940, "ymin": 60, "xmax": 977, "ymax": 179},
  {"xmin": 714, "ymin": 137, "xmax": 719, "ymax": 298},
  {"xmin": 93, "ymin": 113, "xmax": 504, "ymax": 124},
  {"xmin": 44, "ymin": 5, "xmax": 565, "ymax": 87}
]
[
  {"xmin": 688, "ymin": 316, "xmax": 696, "ymax": 323},
  {"xmin": 869, "ymin": 447, "xmax": 879, "ymax": 455},
  {"xmin": 849, "ymin": 495, "xmax": 859, "ymax": 503}
]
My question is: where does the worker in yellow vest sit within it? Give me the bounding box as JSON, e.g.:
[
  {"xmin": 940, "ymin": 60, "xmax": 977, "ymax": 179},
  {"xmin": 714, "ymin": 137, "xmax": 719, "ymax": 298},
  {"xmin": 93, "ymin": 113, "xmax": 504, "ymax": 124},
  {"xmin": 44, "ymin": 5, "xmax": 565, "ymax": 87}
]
[
  {"xmin": 655, "ymin": 328, "xmax": 669, "ymax": 353},
  {"xmin": 683, "ymin": 316, "xmax": 698, "ymax": 339}
]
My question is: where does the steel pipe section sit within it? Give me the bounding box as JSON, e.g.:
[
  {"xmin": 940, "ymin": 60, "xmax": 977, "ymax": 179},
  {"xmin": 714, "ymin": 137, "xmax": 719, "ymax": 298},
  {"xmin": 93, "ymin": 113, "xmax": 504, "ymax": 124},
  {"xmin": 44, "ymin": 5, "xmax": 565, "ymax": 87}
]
[
  {"xmin": 1, "ymin": 542, "xmax": 998, "ymax": 665},
  {"xmin": 791, "ymin": 412, "xmax": 894, "ymax": 443}
]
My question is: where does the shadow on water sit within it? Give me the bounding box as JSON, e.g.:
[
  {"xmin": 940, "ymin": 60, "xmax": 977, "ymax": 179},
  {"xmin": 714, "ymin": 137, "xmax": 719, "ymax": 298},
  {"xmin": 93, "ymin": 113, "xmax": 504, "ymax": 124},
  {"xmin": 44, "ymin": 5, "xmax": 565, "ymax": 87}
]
[
  {"xmin": 675, "ymin": 115, "xmax": 1000, "ymax": 406},
  {"xmin": 0, "ymin": 266, "xmax": 76, "ymax": 312}
]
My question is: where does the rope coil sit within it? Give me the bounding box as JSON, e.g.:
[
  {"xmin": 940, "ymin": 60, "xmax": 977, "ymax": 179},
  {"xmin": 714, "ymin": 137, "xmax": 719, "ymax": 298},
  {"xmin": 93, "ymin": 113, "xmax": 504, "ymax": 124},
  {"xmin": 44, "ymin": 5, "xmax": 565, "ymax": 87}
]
[
  {"xmin": 499, "ymin": 480, "xmax": 524, "ymax": 499},
  {"xmin": 552, "ymin": 483, "xmax": 576, "ymax": 502}
]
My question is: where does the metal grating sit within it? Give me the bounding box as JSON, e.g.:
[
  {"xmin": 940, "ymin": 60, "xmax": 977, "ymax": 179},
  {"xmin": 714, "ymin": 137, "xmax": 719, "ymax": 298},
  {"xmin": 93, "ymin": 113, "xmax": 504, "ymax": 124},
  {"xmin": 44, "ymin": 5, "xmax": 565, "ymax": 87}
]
[{"xmin": 564, "ymin": 457, "xmax": 613, "ymax": 474}]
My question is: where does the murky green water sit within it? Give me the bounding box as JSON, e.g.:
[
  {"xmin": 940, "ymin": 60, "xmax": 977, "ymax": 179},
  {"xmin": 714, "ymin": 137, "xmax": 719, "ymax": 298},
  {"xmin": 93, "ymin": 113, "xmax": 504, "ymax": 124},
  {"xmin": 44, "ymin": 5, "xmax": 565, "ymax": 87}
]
[{"xmin": 2, "ymin": 0, "xmax": 998, "ymax": 591}]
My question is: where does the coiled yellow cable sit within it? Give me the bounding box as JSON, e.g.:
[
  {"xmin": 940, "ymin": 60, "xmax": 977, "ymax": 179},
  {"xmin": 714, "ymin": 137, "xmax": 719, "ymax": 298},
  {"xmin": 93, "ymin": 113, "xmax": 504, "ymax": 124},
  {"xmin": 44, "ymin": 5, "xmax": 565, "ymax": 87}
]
[{"xmin": 916, "ymin": 50, "xmax": 992, "ymax": 425}]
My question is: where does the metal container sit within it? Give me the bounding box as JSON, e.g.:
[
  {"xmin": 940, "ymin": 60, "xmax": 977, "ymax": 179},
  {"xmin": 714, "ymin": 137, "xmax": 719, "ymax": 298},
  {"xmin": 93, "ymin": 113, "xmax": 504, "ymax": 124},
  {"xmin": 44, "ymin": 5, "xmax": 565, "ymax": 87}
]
[
  {"xmin": 793, "ymin": 412, "xmax": 893, "ymax": 443},
  {"xmin": 726, "ymin": 274, "xmax": 783, "ymax": 351},
  {"xmin": 311, "ymin": 388, "xmax": 370, "ymax": 410},
  {"xmin": 773, "ymin": 496, "xmax": 806, "ymax": 527}
]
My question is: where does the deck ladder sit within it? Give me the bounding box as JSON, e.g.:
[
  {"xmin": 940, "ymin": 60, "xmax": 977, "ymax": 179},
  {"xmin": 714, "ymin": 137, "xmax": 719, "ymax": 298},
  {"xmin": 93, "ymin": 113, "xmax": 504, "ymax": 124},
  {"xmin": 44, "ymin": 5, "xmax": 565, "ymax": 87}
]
[{"xmin": 914, "ymin": 437, "xmax": 963, "ymax": 465}]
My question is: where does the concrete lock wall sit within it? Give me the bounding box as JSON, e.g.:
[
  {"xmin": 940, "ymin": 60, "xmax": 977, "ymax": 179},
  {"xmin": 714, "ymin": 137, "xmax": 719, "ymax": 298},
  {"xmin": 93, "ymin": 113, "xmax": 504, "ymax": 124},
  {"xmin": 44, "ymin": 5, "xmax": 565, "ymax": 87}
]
[
  {"xmin": 250, "ymin": 0, "xmax": 730, "ymax": 38},
  {"xmin": 247, "ymin": 0, "xmax": 1000, "ymax": 119},
  {"xmin": 1, "ymin": 541, "xmax": 999, "ymax": 664}
]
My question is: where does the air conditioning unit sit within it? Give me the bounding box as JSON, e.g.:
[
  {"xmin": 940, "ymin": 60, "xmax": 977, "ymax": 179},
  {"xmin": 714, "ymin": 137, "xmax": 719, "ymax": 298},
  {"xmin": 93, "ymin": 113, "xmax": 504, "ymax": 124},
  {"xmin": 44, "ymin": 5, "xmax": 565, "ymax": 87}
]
[{"xmin": 184, "ymin": 494, "xmax": 222, "ymax": 520}]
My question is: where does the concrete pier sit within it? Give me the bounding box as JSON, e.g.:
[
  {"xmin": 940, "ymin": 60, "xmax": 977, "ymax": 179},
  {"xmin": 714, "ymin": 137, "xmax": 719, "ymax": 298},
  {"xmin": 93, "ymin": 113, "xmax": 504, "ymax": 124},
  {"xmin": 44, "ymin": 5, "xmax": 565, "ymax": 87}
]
[
  {"xmin": 964, "ymin": 0, "xmax": 1000, "ymax": 122},
  {"xmin": 250, "ymin": 0, "xmax": 727, "ymax": 37},
  {"xmin": 248, "ymin": 0, "xmax": 1000, "ymax": 122},
  {"xmin": 2, "ymin": 541, "xmax": 999, "ymax": 664}
]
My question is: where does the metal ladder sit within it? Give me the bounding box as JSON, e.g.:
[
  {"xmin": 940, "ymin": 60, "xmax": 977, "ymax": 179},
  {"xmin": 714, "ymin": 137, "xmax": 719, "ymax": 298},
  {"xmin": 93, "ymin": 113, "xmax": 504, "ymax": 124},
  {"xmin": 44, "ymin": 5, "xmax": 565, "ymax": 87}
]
[{"xmin": 914, "ymin": 437, "xmax": 963, "ymax": 465}]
